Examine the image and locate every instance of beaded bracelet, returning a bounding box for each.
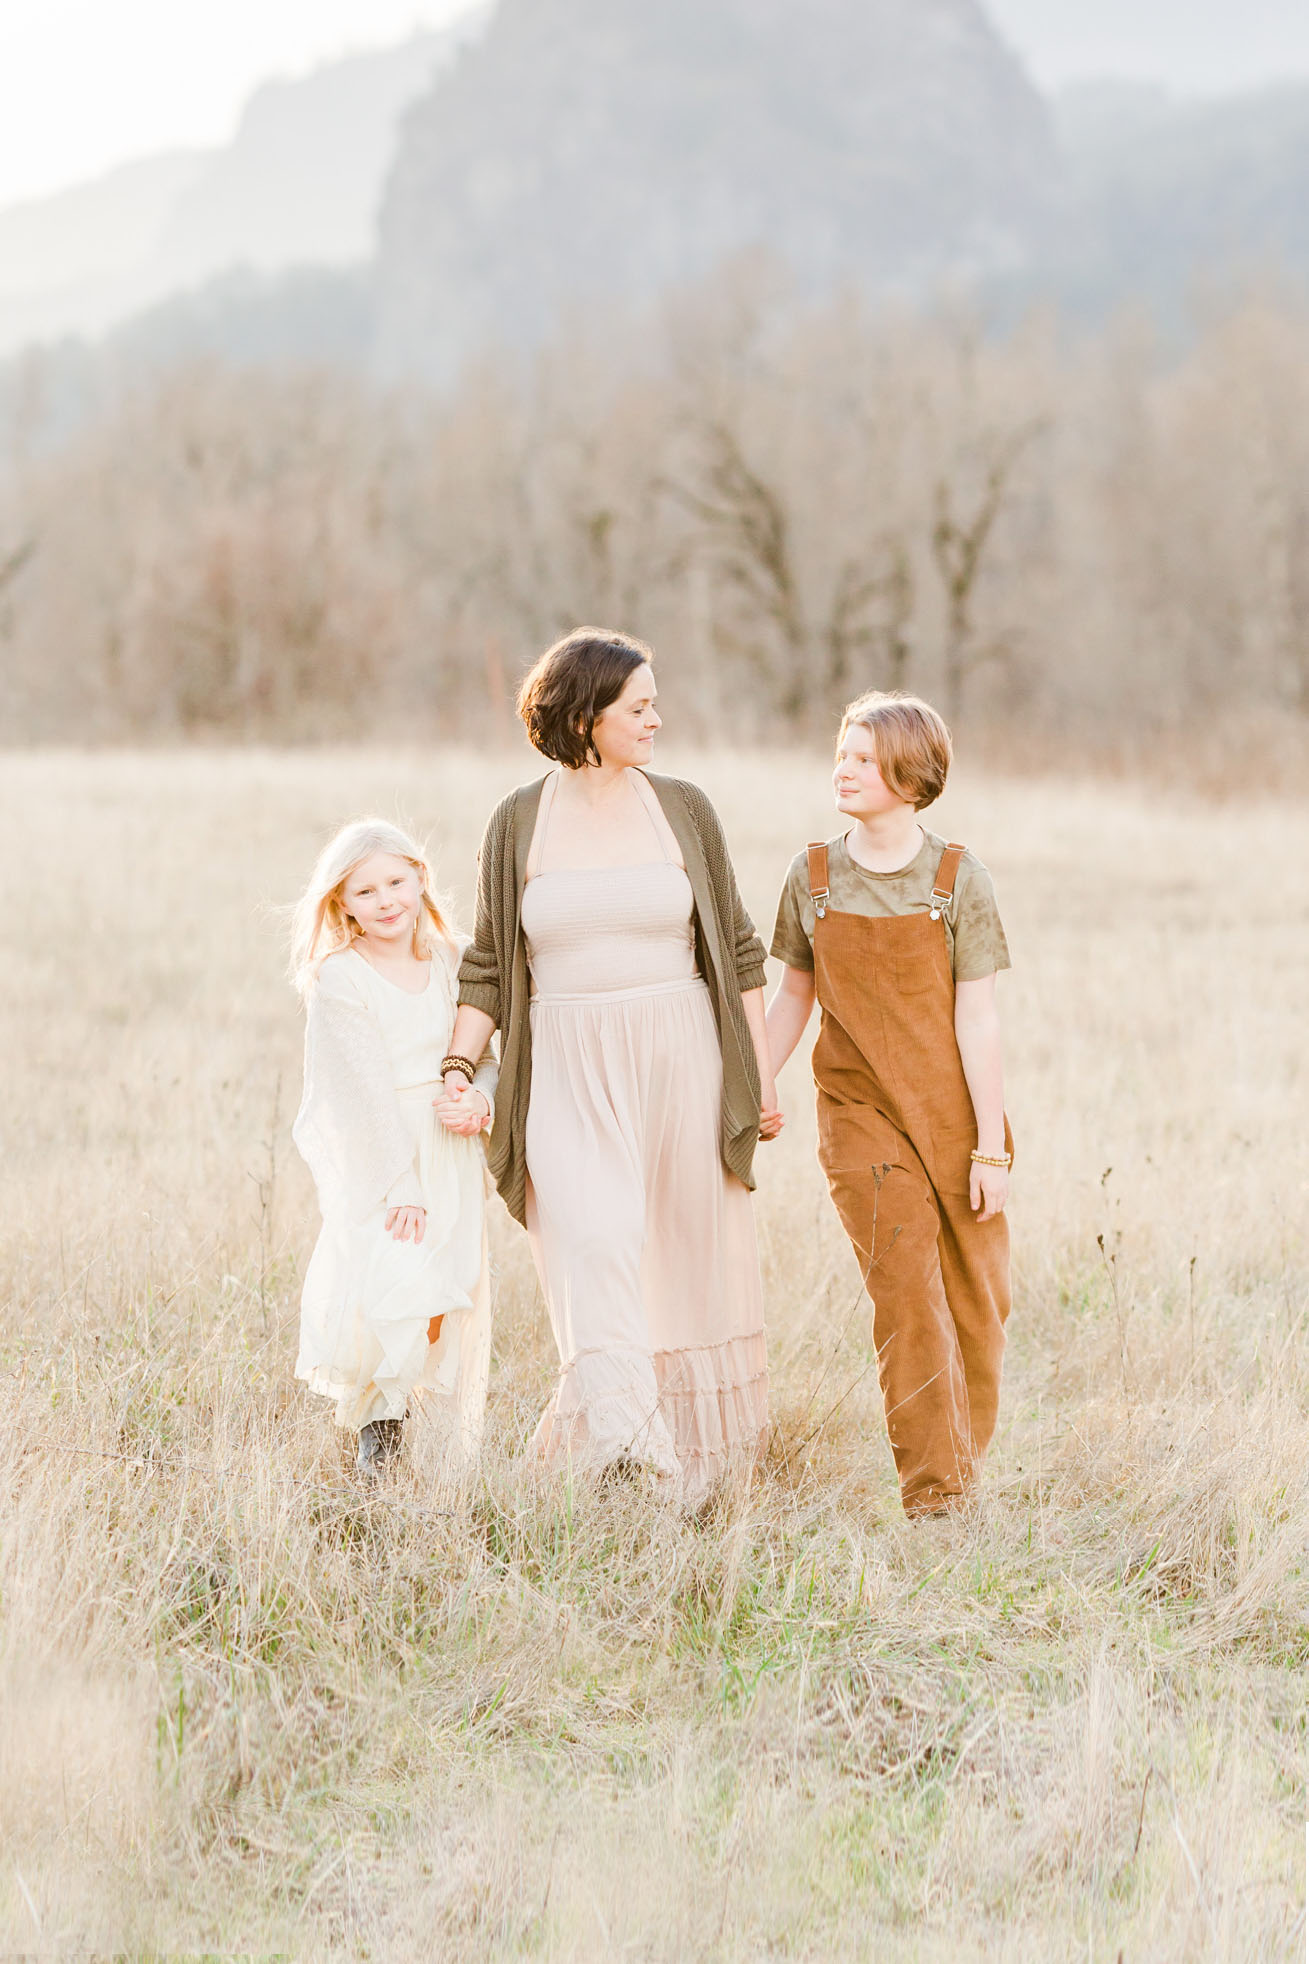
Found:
[440,1053,480,1081]
[970,1150,1012,1168]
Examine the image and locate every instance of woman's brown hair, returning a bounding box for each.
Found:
[517,628,654,769]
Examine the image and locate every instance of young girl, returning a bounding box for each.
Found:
[766,693,1012,1518]
[290,819,497,1477]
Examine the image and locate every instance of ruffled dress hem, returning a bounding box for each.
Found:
[533,1331,768,1503]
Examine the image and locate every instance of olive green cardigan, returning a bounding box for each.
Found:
[458,771,769,1227]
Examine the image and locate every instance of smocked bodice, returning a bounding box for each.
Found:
[522,862,698,998]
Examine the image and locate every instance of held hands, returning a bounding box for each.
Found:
[758,1079,785,1143]
[970,1158,1009,1223]
[434,1070,491,1138]
[385,1205,426,1244]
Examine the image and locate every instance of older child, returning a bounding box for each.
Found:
[290,820,497,1477]
[766,693,1012,1517]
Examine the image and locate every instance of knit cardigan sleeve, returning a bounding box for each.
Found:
[679,781,769,993]
[457,791,515,1027]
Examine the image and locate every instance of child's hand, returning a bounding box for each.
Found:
[435,1083,490,1136]
[386,1205,426,1244]
[759,1097,785,1142]
[970,1161,1009,1224]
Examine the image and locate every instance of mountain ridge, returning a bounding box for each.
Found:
[0,13,489,358]
[375,0,1056,381]
[5,5,1309,392]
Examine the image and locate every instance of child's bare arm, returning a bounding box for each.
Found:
[765,966,817,1076]
[954,974,1008,1222]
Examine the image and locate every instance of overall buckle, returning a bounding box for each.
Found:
[813,888,829,921]
[929,888,952,922]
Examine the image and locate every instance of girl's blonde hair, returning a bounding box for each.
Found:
[290,818,457,995]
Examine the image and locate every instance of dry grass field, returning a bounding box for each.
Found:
[1,745,1305,1962]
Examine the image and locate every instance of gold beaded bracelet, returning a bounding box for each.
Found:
[970,1150,1012,1168]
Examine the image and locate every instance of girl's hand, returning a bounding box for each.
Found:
[970,1161,1009,1224]
[385,1205,426,1244]
[759,1082,785,1142]
[435,1083,490,1136]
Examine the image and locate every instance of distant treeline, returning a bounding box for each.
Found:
[2,267,1307,746]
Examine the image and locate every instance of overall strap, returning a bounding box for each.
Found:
[929,843,966,922]
[807,843,831,920]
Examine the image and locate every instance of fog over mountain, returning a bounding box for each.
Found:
[986,0,1309,98]
[375,0,1056,382]
[0,13,488,358]
[4,0,1309,401]
[1045,80,1309,325]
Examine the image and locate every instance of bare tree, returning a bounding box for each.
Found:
[666,418,807,719]
[2,274,1308,752]
[930,420,1045,724]
[826,539,915,703]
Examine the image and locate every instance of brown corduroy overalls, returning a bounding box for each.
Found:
[807,840,1012,1516]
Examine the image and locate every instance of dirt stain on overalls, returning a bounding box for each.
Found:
[808,839,1012,1516]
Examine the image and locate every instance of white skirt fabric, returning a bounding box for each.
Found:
[525,976,768,1504]
[296,1081,491,1451]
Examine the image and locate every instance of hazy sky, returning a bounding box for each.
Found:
[0,1,475,207]
[986,0,1309,96]
[4,0,1309,210]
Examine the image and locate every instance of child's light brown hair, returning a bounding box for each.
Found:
[838,691,953,811]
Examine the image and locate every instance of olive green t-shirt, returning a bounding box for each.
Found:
[770,828,1011,982]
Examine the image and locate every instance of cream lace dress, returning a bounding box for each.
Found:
[293,942,495,1451]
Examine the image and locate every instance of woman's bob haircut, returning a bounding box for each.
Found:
[517,627,654,769]
[839,690,954,811]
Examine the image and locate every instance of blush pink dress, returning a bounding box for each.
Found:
[521,773,768,1503]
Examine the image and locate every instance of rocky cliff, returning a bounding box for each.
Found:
[375,0,1058,382]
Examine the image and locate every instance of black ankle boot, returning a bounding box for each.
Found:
[357,1416,404,1477]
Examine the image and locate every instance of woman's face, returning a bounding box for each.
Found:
[589,662,661,769]
[342,852,422,946]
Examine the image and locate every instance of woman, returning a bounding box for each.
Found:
[440,628,780,1500]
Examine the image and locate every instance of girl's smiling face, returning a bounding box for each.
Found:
[341,852,422,946]
[590,662,662,769]
[833,724,908,820]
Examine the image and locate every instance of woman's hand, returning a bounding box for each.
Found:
[742,987,785,1144]
[385,1205,426,1244]
[435,1074,491,1137]
[969,1160,1009,1224]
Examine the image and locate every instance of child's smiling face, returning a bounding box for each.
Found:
[833,725,908,820]
[342,852,422,947]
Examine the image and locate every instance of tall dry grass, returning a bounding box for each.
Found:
[0,745,1305,1960]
